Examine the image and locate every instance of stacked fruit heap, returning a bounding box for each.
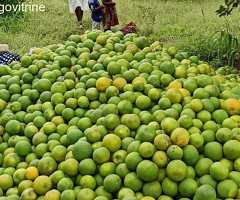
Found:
[1,31,240,200]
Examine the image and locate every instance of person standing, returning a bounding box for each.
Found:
[69,0,89,28]
[102,0,119,31]
[88,0,104,30]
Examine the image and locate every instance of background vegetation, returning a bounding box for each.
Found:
[0,0,25,17]
[0,0,240,66]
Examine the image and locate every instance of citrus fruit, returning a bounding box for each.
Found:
[37,156,57,175]
[77,188,96,200]
[5,120,22,135]
[62,158,78,176]
[167,145,183,160]
[195,158,213,176]
[193,184,216,200]
[15,140,32,156]
[135,95,151,110]
[179,178,198,197]
[139,142,156,158]
[161,117,178,134]
[215,128,232,143]
[0,174,13,190]
[170,128,190,147]
[136,160,158,182]
[33,175,52,195]
[154,134,171,151]
[21,188,37,200]
[44,189,61,200]
[96,77,112,92]
[25,167,39,180]
[121,114,140,129]
[80,175,97,190]
[103,174,122,193]
[124,172,143,192]
[198,174,217,189]
[183,145,199,166]
[217,179,238,198]
[161,177,178,197]
[125,152,143,171]
[152,151,168,168]
[72,141,93,161]
[209,162,229,181]
[166,160,187,182]
[79,159,96,175]
[57,177,73,191]
[93,147,110,164]
[136,125,156,142]
[212,109,228,124]
[223,140,240,160]
[103,134,121,152]
[142,181,162,198]
[204,142,223,161]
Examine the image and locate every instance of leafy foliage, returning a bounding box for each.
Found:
[186,30,240,67]
[217,0,240,16]
[0,0,25,18]
[210,31,240,67]
[0,0,26,32]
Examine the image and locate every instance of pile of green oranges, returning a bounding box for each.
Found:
[0,30,240,200]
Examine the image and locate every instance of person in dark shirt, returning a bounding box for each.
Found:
[0,52,20,65]
[88,0,104,30]
[0,44,20,65]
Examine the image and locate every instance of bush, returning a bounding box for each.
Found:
[0,0,26,32]
[0,0,25,18]
[185,30,240,68]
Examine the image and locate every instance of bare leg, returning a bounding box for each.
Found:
[104,26,111,31]
[103,19,111,31]
[75,6,83,27]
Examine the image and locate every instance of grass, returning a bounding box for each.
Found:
[0,0,82,55]
[1,0,240,56]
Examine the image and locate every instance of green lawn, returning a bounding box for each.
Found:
[0,0,240,55]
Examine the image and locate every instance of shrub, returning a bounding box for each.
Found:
[0,0,25,18]
[185,30,240,68]
[0,0,26,32]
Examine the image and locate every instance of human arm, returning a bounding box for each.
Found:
[95,5,104,11]
[0,44,9,52]
[102,1,116,6]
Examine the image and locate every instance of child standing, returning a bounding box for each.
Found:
[88,0,104,30]
[102,0,119,31]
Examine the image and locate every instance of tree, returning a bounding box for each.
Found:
[217,0,240,16]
